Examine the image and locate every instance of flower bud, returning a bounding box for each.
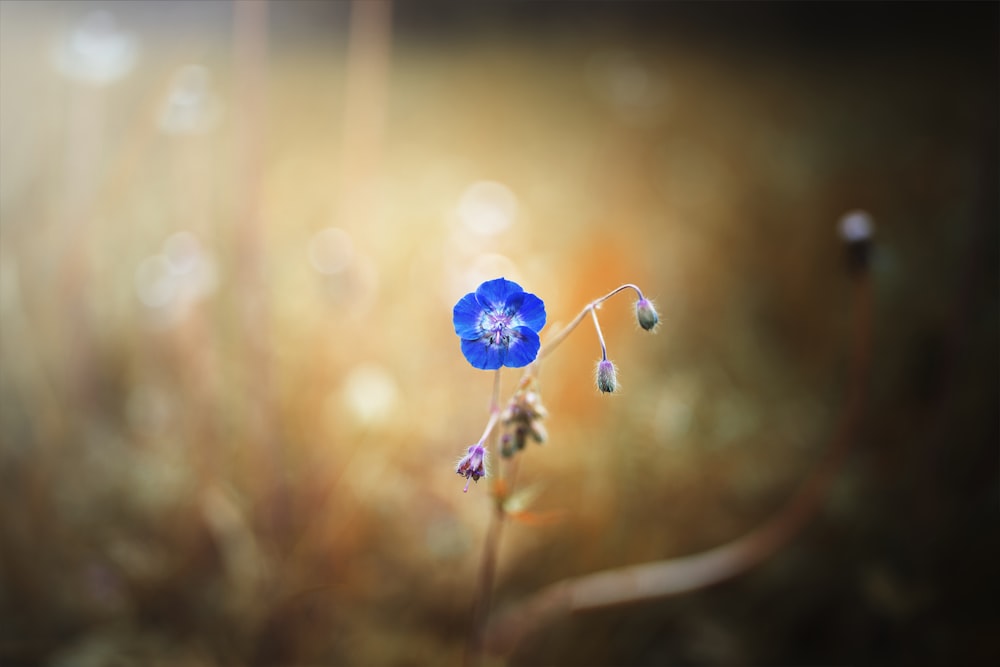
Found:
[456,444,488,492]
[596,359,618,394]
[635,298,659,331]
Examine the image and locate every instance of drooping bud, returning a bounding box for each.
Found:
[635,298,659,331]
[596,359,618,394]
[456,444,487,492]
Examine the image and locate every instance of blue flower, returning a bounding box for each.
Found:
[453,277,546,370]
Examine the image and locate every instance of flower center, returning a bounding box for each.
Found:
[481,310,517,346]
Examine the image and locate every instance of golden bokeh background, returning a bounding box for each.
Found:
[1,1,996,665]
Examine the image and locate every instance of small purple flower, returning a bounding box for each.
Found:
[453,277,546,370]
[456,443,488,492]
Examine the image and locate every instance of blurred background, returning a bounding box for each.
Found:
[1,1,996,665]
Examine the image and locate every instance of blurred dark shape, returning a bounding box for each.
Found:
[839,210,874,275]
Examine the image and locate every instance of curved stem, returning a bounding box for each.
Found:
[536,284,644,362]
[483,273,873,655]
[594,283,645,306]
[589,307,608,360]
[465,283,651,666]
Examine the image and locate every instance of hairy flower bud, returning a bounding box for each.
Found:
[596,359,618,394]
[456,444,488,492]
[635,298,659,331]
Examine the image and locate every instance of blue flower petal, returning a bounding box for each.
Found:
[504,326,541,368]
[515,292,546,332]
[503,289,526,312]
[461,337,506,370]
[453,292,483,339]
[475,277,523,311]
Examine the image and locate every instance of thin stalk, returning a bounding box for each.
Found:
[536,283,644,362]
[490,367,502,414]
[472,370,503,447]
[464,497,506,667]
[589,308,608,360]
[594,283,646,305]
[466,283,648,665]
[484,368,502,479]
[483,273,874,655]
[464,369,505,667]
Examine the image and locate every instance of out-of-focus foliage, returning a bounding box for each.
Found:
[0,2,996,665]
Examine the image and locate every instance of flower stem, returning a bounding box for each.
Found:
[593,283,646,306]
[490,368,502,415]
[476,370,503,446]
[466,284,648,666]
[536,283,644,362]
[482,274,875,656]
[589,307,608,361]
[464,497,506,667]
[464,369,505,667]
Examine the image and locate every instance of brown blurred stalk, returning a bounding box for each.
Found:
[338,0,392,242]
[482,273,873,656]
[231,0,284,528]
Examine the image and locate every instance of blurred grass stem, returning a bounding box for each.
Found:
[466,284,646,665]
[463,368,503,667]
[338,0,392,242]
[483,272,874,655]
[232,0,285,534]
